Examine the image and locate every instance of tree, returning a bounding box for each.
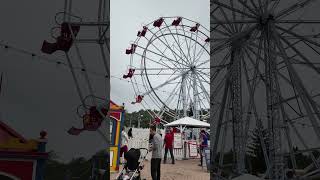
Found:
[247,128,270,174]
[44,149,108,180]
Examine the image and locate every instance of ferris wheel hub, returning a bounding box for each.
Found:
[258,14,275,27]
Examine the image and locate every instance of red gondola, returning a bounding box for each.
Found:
[125,44,137,54]
[123,68,135,79]
[190,23,200,32]
[137,26,148,37]
[172,17,182,26]
[153,18,164,27]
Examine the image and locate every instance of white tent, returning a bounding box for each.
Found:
[231,174,263,180]
[164,116,210,130]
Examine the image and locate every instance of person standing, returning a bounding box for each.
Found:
[120,127,129,164]
[198,129,208,166]
[149,125,162,180]
[128,127,133,139]
[163,128,175,164]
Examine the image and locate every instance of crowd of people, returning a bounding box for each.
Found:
[119,125,209,180]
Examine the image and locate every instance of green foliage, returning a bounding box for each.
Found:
[124,109,176,128]
[247,128,270,174]
[124,108,209,128]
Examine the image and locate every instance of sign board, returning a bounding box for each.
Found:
[173,133,182,149]
[188,140,198,157]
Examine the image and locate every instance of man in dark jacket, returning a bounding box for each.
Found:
[149,125,162,180]
[163,128,175,164]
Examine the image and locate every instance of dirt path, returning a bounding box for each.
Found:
[110,159,210,180]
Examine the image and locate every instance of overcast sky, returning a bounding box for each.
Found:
[0,0,209,161]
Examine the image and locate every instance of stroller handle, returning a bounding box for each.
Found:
[138,148,148,151]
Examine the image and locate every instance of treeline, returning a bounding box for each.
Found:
[124,108,209,128]
[44,150,108,180]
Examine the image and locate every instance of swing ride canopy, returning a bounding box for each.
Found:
[164,117,210,128]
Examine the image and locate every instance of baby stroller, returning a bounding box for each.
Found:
[116,148,148,180]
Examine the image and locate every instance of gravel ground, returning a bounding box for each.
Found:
[110,159,210,180]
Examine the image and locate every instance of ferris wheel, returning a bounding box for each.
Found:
[123,16,210,124]
[210,1,320,179]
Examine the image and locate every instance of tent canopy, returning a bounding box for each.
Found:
[164,117,210,128]
[231,174,263,180]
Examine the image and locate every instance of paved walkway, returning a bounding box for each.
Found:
[110,159,209,180]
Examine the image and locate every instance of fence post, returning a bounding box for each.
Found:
[183,140,188,160]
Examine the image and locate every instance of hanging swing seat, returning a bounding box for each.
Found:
[41,22,80,54]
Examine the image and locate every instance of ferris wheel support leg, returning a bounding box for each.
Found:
[211,74,231,178]
[218,95,231,176]
[230,48,245,174]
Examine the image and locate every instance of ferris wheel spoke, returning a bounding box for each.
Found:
[172,41,191,66]
[211,24,232,37]
[212,0,257,19]
[157,78,182,113]
[147,30,189,66]
[211,14,234,35]
[174,26,190,65]
[141,70,189,97]
[238,0,260,18]
[273,30,320,142]
[248,0,261,14]
[246,43,308,117]
[156,25,191,66]
[194,72,210,103]
[270,0,281,14]
[136,45,185,68]
[144,37,186,69]
[276,0,317,20]
[245,46,306,117]
[134,52,179,72]
[279,35,320,75]
[146,35,188,67]
[195,70,209,84]
[239,0,250,31]
[191,31,200,64]
[277,20,320,24]
[194,41,210,65]
[163,22,193,65]
[219,2,237,32]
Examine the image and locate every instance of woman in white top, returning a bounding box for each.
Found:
[120,127,129,164]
